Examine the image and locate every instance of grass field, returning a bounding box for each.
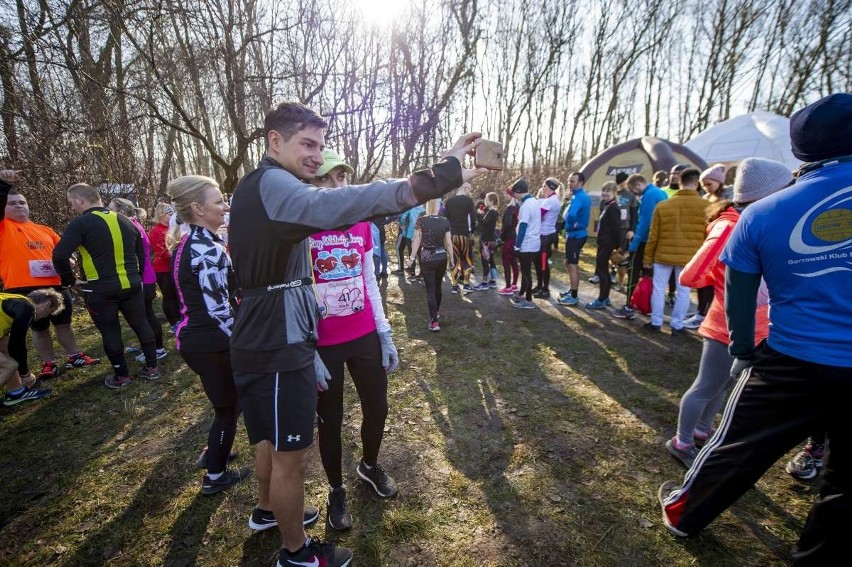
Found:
[0,242,815,566]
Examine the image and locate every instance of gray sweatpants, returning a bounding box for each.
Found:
[676,338,734,443]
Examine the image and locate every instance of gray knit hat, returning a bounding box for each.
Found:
[733,158,792,204]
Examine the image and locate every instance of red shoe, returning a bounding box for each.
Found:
[66,352,101,369]
[38,360,61,380]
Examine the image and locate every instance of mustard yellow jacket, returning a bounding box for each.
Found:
[644,190,708,267]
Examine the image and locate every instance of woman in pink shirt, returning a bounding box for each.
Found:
[309,150,400,532]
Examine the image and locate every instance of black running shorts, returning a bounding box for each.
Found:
[564,237,588,265]
[234,365,317,451]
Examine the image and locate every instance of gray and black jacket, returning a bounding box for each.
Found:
[229,155,463,372]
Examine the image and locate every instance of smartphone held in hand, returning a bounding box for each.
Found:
[474,140,504,171]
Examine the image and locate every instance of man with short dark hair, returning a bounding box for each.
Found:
[229,101,486,567]
[557,172,590,306]
[612,174,667,320]
[52,183,159,388]
[0,171,99,380]
[643,168,707,335]
[663,163,689,198]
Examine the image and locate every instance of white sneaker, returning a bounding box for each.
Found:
[135,348,169,363]
[682,314,705,329]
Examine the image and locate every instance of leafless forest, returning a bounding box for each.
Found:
[1,0,850,223]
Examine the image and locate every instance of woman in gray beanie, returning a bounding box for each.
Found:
[666,157,791,469]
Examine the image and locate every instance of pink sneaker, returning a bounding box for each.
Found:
[428,321,441,332]
[497,287,514,295]
[510,285,519,292]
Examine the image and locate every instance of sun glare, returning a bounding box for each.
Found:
[351,0,410,27]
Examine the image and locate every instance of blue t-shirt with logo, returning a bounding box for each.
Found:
[721,161,852,367]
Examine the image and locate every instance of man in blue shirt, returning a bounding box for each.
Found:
[658,93,852,565]
[557,172,591,306]
[611,174,667,319]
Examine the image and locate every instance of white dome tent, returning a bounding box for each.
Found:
[685,111,801,171]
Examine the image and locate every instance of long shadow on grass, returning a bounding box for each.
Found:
[59,420,221,566]
[0,376,139,533]
[392,272,799,564]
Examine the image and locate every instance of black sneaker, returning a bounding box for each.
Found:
[247,505,319,531]
[196,447,239,469]
[327,487,353,531]
[357,461,398,498]
[200,467,250,495]
[278,539,352,567]
[642,322,661,332]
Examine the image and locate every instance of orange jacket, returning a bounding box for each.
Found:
[679,207,769,345]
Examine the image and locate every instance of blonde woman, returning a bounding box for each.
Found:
[168,175,247,495]
[408,198,454,331]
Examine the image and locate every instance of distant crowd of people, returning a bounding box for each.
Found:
[1,93,850,567]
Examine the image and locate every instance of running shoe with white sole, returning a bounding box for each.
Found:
[3,386,51,406]
[665,437,698,469]
[327,487,352,531]
[657,480,690,537]
[247,505,319,531]
[135,348,169,363]
[357,461,398,498]
[277,539,352,567]
[66,352,101,369]
[201,467,250,495]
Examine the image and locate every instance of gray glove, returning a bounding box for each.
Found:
[378,330,399,373]
[729,357,754,380]
[314,351,331,391]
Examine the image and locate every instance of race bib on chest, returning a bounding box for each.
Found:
[29,259,58,278]
[312,247,366,318]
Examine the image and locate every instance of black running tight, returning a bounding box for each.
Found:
[144,283,164,349]
[181,349,240,475]
[84,287,156,376]
[155,271,180,327]
[317,331,389,488]
[420,258,447,323]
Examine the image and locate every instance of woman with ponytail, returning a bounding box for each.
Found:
[168,175,246,495]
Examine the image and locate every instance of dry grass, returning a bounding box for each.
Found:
[0,241,815,566]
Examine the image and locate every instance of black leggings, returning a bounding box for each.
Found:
[181,349,240,474]
[144,283,164,349]
[156,271,180,327]
[397,236,411,270]
[317,332,389,488]
[539,233,557,290]
[420,258,447,323]
[84,287,155,376]
[595,244,616,300]
[518,251,540,301]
